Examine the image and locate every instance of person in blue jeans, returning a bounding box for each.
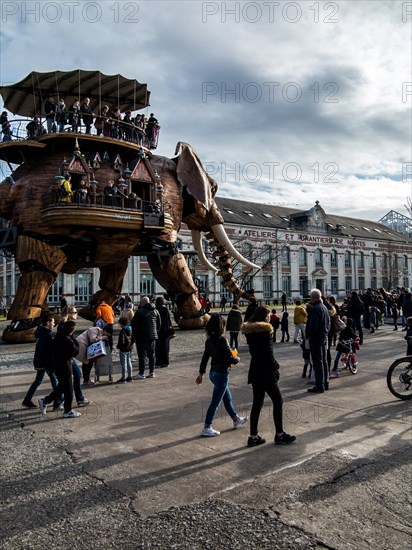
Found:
[22,314,62,409]
[58,305,91,406]
[196,314,248,437]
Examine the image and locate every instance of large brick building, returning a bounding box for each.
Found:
[1,198,411,307]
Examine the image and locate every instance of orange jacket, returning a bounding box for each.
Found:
[96,303,115,324]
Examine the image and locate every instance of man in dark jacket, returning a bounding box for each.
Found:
[80,97,93,134]
[131,296,161,379]
[346,291,364,344]
[38,321,81,418]
[22,314,62,408]
[306,289,330,393]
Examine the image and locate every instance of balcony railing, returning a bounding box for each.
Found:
[1,114,160,149]
[43,189,172,217]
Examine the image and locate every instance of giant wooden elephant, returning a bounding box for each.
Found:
[0,139,257,343]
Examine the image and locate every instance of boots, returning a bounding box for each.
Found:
[302,363,309,378]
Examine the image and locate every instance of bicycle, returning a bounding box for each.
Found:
[387,354,412,400]
[338,337,360,374]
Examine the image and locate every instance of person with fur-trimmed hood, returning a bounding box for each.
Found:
[241,305,296,447]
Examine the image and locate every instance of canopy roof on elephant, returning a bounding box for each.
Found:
[0,70,151,116]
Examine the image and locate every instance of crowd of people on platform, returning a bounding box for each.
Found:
[50,173,149,211]
[0,98,160,148]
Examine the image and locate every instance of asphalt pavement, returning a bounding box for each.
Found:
[0,315,411,549]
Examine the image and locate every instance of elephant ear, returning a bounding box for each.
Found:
[175,142,217,212]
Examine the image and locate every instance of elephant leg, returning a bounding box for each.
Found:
[2,236,67,343]
[78,258,128,321]
[148,247,209,329]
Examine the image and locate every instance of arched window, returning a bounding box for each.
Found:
[330,249,338,268]
[315,248,323,268]
[358,251,364,268]
[299,247,307,267]
[281,246,290,266]
[370,252,376,269]
[344,250,351,268]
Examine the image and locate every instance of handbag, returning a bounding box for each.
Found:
[87,340,107,361]
[95,318,107,329]
[334,315,346,332]
[167,326,176,339]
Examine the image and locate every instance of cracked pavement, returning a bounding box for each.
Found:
[0,318,411,549]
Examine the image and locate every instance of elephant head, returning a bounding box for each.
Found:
[147,142,259,329]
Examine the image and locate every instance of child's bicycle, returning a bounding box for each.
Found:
[339,337,360,374]
[387,347,412,400]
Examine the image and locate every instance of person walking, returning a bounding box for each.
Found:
[269,309,280,343]
[226,304,243,349]
[346,291,364,345]
[116,318,135,383]
[305,289,330,393]
[155,297,174,368]
[196,314,248,437]
[220,295,227,313]
[22,313,62,409]
[38,321,81,418]
[58,305,91,406]
[281,292,287,312]
[241,305,296,446]
[293,300,307,343]
[131,296,161,379]
[280,311,290,342]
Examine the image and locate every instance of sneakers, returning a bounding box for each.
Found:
[63,410,81,418]
[201,426,220,437]
[247,435,266,446]
[275,432,296,445]
[233,416,249,429]
[149,372,155,378]
[53,404,64,411]
[77,399,91,407]
[83,380,95,386]
[38,398,47,415]
[22,400,37,408]
[134,374,145,380]
[126,377,133,382]
[116,378,126,384]
[329,371,340,378]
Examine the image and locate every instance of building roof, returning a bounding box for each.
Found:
[215,197,411,244]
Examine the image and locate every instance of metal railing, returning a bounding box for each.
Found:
[43,189,172,217]
[1,114,160,149]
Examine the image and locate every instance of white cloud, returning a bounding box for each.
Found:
[0,0,411,221]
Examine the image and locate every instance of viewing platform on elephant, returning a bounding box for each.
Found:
[0,121,155,165]
[42,191,172,232]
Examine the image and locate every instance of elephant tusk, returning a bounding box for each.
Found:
[191,230,219,272]
[211,224,260,270]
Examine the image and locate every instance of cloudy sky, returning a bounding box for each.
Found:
[1,0,411,222]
